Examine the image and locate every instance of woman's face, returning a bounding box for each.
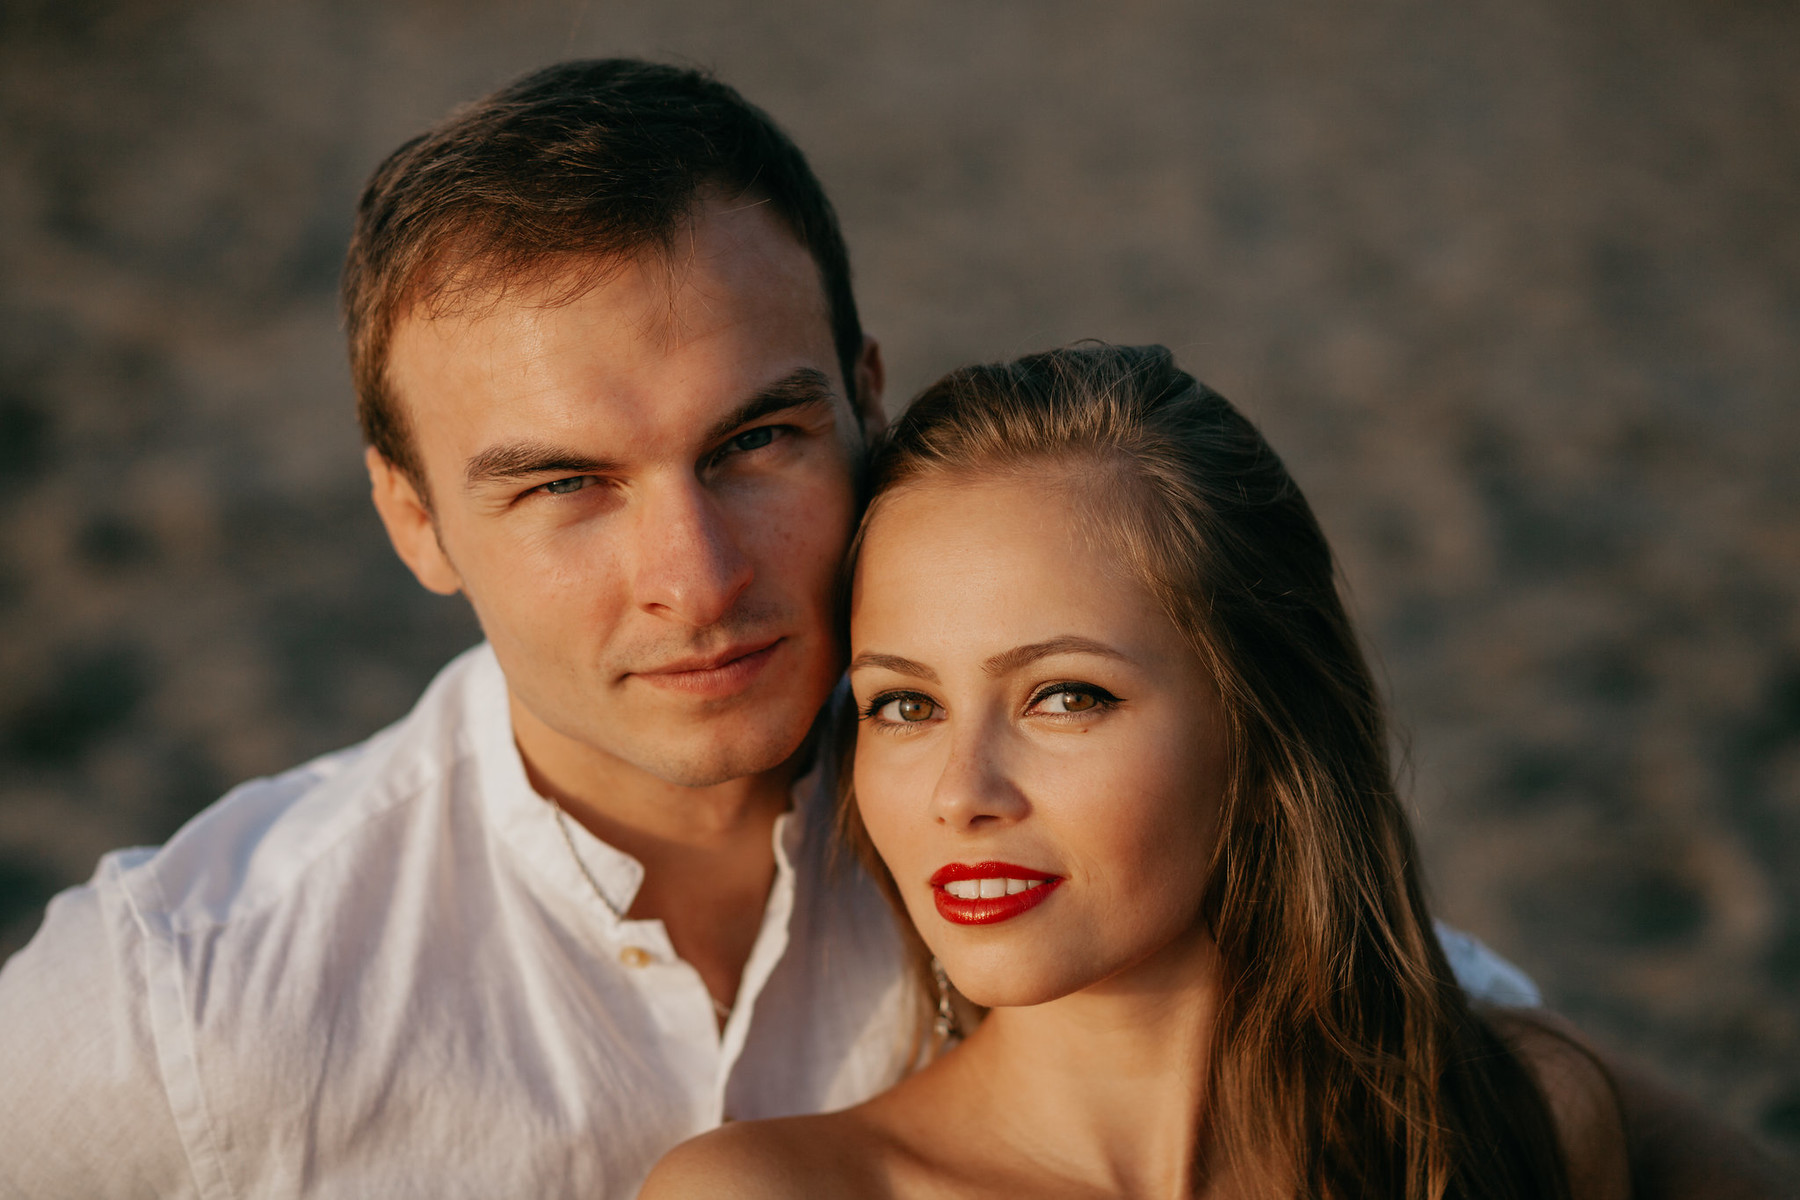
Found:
[850,475,1229,1009]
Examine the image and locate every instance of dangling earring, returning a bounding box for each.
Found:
[931,956,960,1044]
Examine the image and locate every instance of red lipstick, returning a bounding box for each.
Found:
[929,861,1062,925]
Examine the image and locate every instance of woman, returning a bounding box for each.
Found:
[644,344,1628,1198]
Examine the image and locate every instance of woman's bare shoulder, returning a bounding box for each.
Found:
[1487,1008,1631,1200]
[640,1111,887,1200]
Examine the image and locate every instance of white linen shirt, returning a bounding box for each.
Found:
[0,645,917,1199]
[0,644,1535,1199]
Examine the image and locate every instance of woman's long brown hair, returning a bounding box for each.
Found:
[838,343,1572,1199]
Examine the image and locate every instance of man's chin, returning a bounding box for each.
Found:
[624,746,806,790]
[610,651,837,788]
[608,713,818,790]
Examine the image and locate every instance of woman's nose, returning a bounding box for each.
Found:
[928,725,1030,830]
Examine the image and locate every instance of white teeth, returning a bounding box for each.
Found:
[944,877,1046,900]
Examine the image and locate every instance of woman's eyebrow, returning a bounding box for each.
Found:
[982,636,1128,678]
[848,652,939,682]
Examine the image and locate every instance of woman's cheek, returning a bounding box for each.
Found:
[854,749,910,864]
[1062,733,1210,876]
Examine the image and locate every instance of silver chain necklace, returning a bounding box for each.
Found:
[549,797,733,1024]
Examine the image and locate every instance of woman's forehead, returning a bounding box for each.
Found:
[851,477,1170,650]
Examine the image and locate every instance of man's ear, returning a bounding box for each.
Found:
[366,447,463,596]
[852,335,887,438]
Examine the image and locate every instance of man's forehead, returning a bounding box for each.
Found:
[395,226,830,389]
[404,197,827,338]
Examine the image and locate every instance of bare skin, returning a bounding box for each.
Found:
[648,1007,1638,1199]
[642,478,1632,1198]
[369,196,883,1016]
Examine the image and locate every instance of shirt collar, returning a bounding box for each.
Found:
[464,643,831,921]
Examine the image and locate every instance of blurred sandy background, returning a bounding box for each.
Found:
[1,0,1795,1158]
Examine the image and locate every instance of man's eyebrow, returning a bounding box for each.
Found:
[982,637,1129,678]
[461,368,835,490]
[701,368,836,445]
[848,652,940,683]
[464,444,622,489]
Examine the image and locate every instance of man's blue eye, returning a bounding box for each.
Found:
[543,476,590,495]
[731,427,776,453]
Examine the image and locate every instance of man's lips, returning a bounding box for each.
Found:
[930,861,1062,926]
[629,638,783,698]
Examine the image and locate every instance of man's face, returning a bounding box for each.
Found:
[377,199,881,789]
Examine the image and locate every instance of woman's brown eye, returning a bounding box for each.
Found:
[898,697,935,722]
[1035,687,1110,714]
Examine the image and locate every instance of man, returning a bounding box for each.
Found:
[2,60,906,1197]
[0,60,1787,1198]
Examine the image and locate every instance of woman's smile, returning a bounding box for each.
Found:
[929,862,1062,925]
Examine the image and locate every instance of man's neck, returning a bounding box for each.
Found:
[508,691,798,850]
[506,691,797,1022]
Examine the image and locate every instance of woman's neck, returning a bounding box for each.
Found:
[920,932,1224,1198]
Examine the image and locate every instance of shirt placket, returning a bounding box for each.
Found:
[563,830,725,1123]
[712,812,799,1122]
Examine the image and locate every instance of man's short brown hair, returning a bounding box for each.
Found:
[341,59,865,490]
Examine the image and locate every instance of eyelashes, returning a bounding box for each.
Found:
[1028,681,1122,714]
[522,425,793,500]
[704,423,791,470]
[857,682,1123,727]
[858,691,938,725]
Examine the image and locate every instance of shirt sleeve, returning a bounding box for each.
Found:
[0,865,198,1199]
[1436,919,1543,1007]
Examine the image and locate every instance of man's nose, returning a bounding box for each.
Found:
[928,722,1030,832]
[630,477,754,627]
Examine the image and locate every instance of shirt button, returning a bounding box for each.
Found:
[618,946,654,969]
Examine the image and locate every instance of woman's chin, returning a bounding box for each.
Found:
[941,963,1091,1010]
